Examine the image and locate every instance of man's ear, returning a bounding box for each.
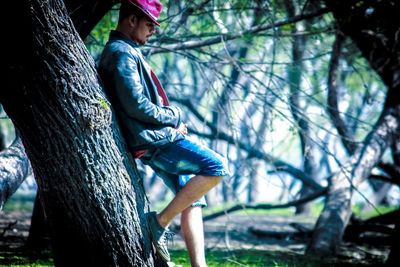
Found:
[128,15,137,27]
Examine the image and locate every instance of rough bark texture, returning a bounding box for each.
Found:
[0,137,30,210]
[308,0,400,256]
[25,194,51,252]
[1,0,121,254]
[2,0,159,266]
[307,106,400,255]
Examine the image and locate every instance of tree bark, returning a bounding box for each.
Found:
[25,194,51,252]
[2,0,122,254]
[0,136,30,210]
[307,105,400,255]
[2,0,159,266]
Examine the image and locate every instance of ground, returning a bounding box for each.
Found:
[0,210,390,266]
[169,212,390,266]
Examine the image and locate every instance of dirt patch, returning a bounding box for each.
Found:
[0,211,390,266]
[169,213,389,265]
[0,211,31,250]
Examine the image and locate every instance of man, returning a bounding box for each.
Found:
[97,0,229,266]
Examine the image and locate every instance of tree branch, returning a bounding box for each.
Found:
[203,188,327,221]
[0,136,31,210]
[327,32,357,154]
[150,7,330,54]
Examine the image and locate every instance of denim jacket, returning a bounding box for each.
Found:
[98,31,184,151]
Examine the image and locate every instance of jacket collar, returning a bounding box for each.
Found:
[109,30,139,49]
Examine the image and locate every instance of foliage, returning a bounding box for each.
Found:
[84,5,119,60]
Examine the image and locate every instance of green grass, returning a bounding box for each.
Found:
[0,249,375,267]
[352,203,398,219]
[0,252,54,267]
[2,201,34,212]
[169,249,370,267]
[193,202,298,218]
[2,192,36,212]
[170,249,301,267]
[0,263,53,267]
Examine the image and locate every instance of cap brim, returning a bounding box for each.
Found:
[129,2,160,26]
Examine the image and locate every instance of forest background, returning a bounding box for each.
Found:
[0,0,399,266]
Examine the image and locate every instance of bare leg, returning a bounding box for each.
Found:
[181,206,207,267]
[157,175,222,227]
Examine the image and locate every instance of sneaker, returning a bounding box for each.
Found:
[147,211,171,262]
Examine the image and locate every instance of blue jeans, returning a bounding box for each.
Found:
[141,137,229,207]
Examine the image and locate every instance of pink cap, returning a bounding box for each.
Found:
[127,0,163,26]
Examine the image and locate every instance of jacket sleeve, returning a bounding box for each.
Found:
[112,51,181,127]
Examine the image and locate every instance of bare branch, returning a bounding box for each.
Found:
[149,7,330,54]
[203,188,327,221]
[0,136,31,210]
[327,32,357,154]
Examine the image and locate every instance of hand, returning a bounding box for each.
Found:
[177,122,188,135]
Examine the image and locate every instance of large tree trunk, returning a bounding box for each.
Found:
[1,0,120,253]
[308,0,400,256]
[2,0,160,266]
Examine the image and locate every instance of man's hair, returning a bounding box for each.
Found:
[118,1,146,23]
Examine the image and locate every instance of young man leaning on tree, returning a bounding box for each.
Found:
[97,0,229,266]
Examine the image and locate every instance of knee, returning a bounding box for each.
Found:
[201,153,230,179]
[208,175,224,183]
[216,155,230,178]
[198,175,223,188]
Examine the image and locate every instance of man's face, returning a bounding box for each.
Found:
[130,16,156,45]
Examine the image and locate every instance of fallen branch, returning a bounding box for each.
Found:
[341,210,399,246]
[203,188,327,221]
[249,226,312,239]
[0,221,17,238]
